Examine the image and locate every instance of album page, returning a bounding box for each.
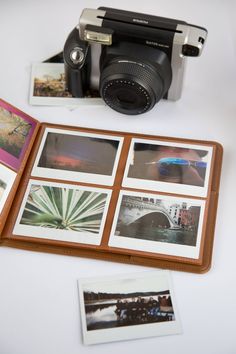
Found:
[1,121,223,273]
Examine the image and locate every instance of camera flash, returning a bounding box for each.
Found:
[84,30,112,45]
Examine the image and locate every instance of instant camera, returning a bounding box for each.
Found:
[64,7,207,115]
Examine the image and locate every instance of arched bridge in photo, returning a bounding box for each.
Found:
[118,197,180,230]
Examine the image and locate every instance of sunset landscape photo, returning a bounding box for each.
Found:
[38,132,119,175]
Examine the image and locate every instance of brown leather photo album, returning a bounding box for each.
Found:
[0,99,223,273]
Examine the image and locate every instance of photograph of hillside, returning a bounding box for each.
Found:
[33,65,72,98]
[0,106,32,158]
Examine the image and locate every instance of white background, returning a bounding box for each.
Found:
[0,0,236,353]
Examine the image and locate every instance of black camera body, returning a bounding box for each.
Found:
[64,7,207,115]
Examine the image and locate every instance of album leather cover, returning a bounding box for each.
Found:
[0,98,223,273]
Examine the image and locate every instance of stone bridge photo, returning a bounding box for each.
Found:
[114,195,201,247]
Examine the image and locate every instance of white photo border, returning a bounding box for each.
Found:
[78,270,182,345]
[0,163,17,214]
[31,127,124,186]
[13,179,112,245]
[29,63,103,106]
[109,190,206,259]
[122,138,213,197]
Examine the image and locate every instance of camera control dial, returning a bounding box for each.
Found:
[70,47,85,65]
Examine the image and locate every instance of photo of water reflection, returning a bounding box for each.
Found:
[84,292,174,331]
[118,223,197,246]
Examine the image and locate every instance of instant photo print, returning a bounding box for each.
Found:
[13,180,112,245]
[29,63,103,106]
[0,164,16,215]
[122,139,213,197]
[31,128,123,186]
[109,191,206,259]
[0,99,39,170]
[78,270,182,345]
[0,99,223,273]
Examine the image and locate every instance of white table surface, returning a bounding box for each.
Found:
[0,1,236,353]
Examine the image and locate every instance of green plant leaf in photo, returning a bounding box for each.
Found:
[20,184,107,234]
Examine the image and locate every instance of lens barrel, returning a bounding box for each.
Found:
[100,57,171,115]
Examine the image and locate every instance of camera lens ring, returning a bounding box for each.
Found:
[100,60,165,115]
[102,78,155,115]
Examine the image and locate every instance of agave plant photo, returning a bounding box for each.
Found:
[20,184,108,234]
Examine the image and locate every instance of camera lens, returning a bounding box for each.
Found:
[100,59,171,115]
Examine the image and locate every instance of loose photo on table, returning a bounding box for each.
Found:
[31,128,124,186]
[29,63,103,106]
[78,270,181,345]
[0,99,37,170]
[0,163,17,214]
[122,138,213,197]
[13,180,111,245]
[109,190,206,259]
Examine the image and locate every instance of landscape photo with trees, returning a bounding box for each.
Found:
[0,107,32,158]
[33,70,72,98]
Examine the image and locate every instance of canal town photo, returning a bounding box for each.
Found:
[109,190,205,260]
[115,195,200,246]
